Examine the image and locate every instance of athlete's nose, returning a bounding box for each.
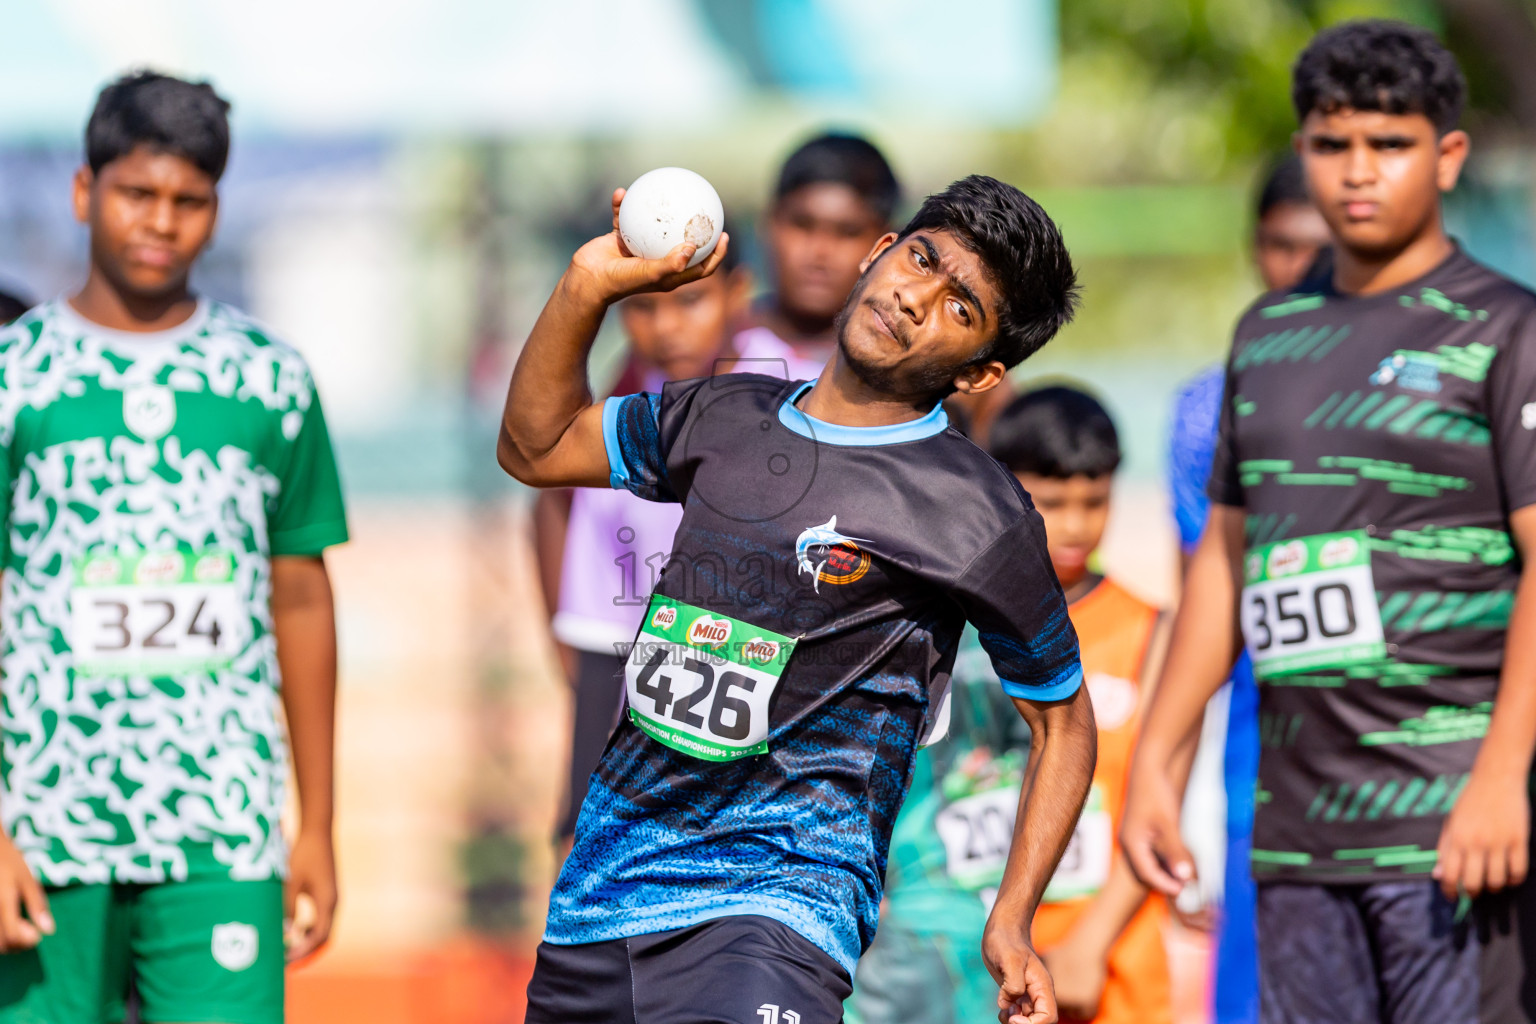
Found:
[148,196,177,238]
[1344,139,1377,188]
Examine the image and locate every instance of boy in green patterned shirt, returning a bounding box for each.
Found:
[0,72,347,1024]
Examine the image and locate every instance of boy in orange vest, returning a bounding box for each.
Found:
[850,385,1170,1024]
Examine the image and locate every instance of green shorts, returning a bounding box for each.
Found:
[0,878,283,1024]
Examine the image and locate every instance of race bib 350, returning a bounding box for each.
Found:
[1241,530,1387,679]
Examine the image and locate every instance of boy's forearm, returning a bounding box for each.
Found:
[992,686,1098,927]
[1137,504,1246,776]
[1054,855,1149,957]
[1474,507,1536,781]
[273,557,338,836]
[498,271,608,478]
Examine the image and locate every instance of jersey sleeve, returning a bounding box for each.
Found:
[951,513,1083,701]
[268,374,349,557]
[1206,357,1244,509]
[1169,367,1224,551]
[601,376,710,503]
[1488,309,1536,513]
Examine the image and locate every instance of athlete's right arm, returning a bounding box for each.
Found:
[1120,501,1246,897]
[0,813,52,951]
[496,189,729,488]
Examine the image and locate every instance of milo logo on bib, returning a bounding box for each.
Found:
[1242,530,1386,678]
[687,615,732,649]
[626,595,796,762]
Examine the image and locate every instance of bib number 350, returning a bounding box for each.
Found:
[1241,531,1386,678]
[625,595,795,762]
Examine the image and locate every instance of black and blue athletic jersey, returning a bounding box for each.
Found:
[542,374,1082,973]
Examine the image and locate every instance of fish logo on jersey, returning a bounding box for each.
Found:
[794,515,872,592]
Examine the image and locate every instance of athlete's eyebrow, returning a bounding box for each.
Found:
[916,234,988,327]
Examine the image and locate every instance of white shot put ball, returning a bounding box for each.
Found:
[618,167,724,268]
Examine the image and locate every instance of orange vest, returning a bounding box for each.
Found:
[1031,577,1172,1024]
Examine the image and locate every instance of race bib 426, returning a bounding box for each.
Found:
[1241,531,1386,679]
[625,595,795,762]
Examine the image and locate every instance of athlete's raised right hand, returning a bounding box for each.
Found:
[566,189,730,305]
[1119,771,1197,900]
[0,834,52,952]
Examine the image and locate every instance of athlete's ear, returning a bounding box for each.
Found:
[71,166,93,225]
[951,359,1007,397]
[859,233,900,274]
[1436,129,1470,193]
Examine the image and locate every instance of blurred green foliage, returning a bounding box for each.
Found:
[992,0,1536,186]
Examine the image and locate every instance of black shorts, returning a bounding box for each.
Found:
[525,915,852,1024]
[1256,879,1536,1024]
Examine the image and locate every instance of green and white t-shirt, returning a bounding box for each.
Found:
[0,298,348,886]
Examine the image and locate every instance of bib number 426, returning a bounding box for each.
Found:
[631,647,756,742]
[625,596,793,762]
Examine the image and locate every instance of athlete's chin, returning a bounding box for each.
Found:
[114,264,190,298]
[1331,222,1413,257]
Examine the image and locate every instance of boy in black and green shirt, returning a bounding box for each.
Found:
[1125,20,1536,1023]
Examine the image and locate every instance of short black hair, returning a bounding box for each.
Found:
[0,288,31,324]
[897,175,1079,370]
[86,71,232,182]
[1291,20,1466,134]
[717,208,742,274]
[988,385,1121,479]
[1256,152,1310,219]
[775,133,900,223]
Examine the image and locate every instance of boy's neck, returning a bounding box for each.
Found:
[1060,570,1100,604]
[1332,218,1454,297]
[797,353,938,428]
[754,298,836,349]
[70,268,199,333]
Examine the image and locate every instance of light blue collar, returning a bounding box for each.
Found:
[777,382,949,446]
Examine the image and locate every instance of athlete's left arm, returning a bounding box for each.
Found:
[272,554,339,963]
[1435,505,1536,901]
[983,686,1096,1024]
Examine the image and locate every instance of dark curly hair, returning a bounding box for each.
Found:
[895,175,1079,370]
[1292,20,1466,134]
[988,385,1121,479]
[87,70,232,182]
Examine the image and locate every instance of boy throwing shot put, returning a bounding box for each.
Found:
[0,73,347,1024]
[500,175,1094,1024]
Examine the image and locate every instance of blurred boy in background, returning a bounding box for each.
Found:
[1165,153,1329,1024]
[0,72,346,1024]
[849,386,1170,1024]
[541,237,817,845]
[736,132,899,365]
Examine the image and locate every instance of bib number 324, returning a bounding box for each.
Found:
[1241,531,1386,679]
[624,595,795,762]
[71,549,243,675]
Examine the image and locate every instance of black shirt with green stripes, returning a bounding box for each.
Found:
[1210,247,1536,882]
